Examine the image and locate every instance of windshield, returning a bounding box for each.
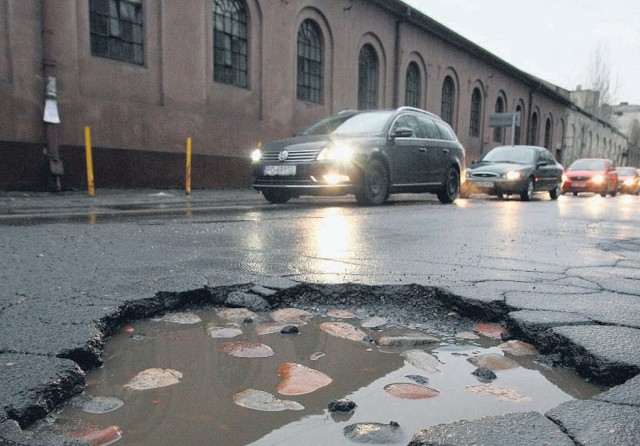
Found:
[569,159,606,171]
[616,167,636,176]
[481,146,536,164]
[298,112,359,136]
[333,111,394,135]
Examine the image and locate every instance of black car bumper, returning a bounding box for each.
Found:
[252,162,353,195]
[463,178,527,196]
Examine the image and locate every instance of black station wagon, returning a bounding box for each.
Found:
[251,107,466,206]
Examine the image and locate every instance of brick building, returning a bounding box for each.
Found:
[0,0,628,190]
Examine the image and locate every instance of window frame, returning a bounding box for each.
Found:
[440,76,455,126]
[296,19,323,104]
[529,112,539,145]
[405,62,421,108]
[469,88,482,137]
[213,0,249,89]
[357,44,379,110]
[89,0,144,65]
[493,97,505,143]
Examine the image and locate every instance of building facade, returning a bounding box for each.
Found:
[0,0,629,190]
[610,103,640,167]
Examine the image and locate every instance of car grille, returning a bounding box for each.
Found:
[470,172,499,178]
[261,149,321,163]
[569,176,590,181]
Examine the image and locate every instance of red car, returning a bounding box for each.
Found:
[562,158,618,197]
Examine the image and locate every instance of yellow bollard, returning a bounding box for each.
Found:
[185,136,192,195]
[84,126,95,197]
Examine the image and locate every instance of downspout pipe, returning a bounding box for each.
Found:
[41,0,64,191]
[393,19,401,108]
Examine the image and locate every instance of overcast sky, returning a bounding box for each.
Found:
[402,0,640,105]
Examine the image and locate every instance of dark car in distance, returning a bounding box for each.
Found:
[251,107,466,206]
[461,145,564,201]
[562,158,618,197]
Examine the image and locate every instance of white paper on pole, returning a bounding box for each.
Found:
[43,99,60,124]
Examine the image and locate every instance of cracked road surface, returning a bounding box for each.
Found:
[1,190,639,445]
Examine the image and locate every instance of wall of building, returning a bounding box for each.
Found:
[0,0,628,190]
[563,109,629,167]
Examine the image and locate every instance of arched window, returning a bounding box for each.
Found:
[493,97,505,143]
[529,112,539,145]
[297,19,323,103]
[514,105,523,144]
[405,62,421,108]
[214,0,248,88]
[358,44,379,110]
[441,76,455,126]
[544,117,552,149]
[469,88,482,137]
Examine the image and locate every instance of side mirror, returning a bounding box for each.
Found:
[391,127,415,139]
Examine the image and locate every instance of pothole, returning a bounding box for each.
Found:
[25,283,606,446]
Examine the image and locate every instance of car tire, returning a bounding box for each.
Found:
[573,192,578,196]
[610,190,617,197]
[600,190,607,197]
[437,167,460,204]
[262,189,292,204]
[354,159,389,206]
[520,177,534,201]
[549,183,561,200]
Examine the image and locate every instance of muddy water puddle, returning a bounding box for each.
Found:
[32,307,604,445]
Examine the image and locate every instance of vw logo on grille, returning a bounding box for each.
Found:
[278,150,289,161]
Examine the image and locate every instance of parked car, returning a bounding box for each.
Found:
[616,167,640,195]
[562,158,618,197]
[460,145,564,201]
[251,107,466,205]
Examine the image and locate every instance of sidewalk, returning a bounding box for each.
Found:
[0,187,266,221]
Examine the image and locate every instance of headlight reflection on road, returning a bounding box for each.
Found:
[310,207,356,279]
[586,195,607,218]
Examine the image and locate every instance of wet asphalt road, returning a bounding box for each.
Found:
[1,188,639,445]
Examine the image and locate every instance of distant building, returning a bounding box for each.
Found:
[610,103,640,166]
[0,0,629,190]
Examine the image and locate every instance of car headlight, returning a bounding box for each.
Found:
[503,170,522,180]
[591,175,605,184]
[317,145,354,161]
[251,149,262,162]
[624,178,635,186]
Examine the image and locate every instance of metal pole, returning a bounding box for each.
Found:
[41,0,64,190]
[84,126,95,197]
[185,137,192,195]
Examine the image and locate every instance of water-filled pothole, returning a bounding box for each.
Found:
[30,305,604,445]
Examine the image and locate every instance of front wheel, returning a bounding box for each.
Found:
[261,189,292,204]
[520,177,534,201]
[354,160,389,206]
[549,183,561,200]
[437,167,460,204]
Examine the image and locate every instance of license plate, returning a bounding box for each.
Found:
[474,181,494,188]
[572,182,586,188]
[264,165,296,176]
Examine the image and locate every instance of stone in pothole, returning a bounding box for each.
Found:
[344,421,403,443]
[233,389,304,412]
[320,322,368,342]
